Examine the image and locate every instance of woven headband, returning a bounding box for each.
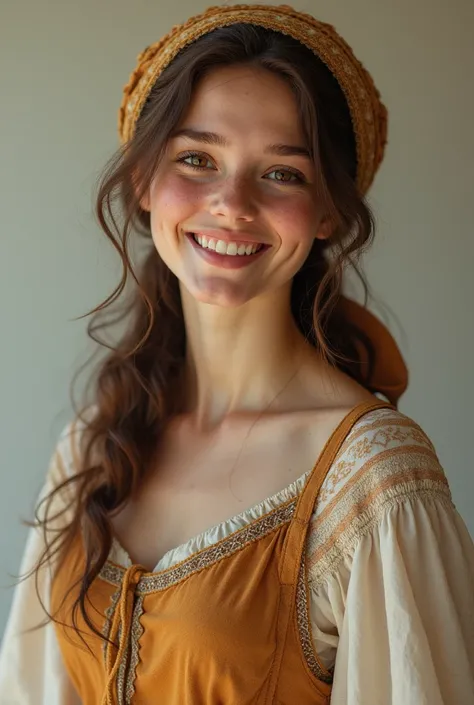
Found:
[119,3,388,194]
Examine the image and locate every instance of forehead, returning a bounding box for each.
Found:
[178,64,305,142]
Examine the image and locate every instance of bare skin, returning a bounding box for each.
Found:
[112,65,376,571]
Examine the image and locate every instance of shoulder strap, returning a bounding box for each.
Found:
[279,398,393,585]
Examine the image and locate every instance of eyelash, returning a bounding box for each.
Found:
[175,151,306,185]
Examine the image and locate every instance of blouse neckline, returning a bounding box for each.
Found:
[109,465,312,574]
[107,402,388,575]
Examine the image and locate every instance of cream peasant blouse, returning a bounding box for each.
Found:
[0,407,473,704]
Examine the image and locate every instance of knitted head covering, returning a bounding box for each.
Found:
[117,3,407,403]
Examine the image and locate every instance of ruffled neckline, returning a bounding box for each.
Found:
[107,405,391,574]
[109,467,311,573]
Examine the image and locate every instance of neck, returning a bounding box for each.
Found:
[179,284,313,428]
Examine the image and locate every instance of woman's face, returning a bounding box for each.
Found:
[143,64,330,308]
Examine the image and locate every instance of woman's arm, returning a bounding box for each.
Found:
[0,427,81,705]
[329,496,474,704]
[307,409,474,704]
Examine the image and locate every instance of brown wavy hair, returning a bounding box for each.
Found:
[29,24,380,646]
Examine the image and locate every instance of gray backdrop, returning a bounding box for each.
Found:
[1,0,473,635]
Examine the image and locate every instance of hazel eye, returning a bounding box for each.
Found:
[266,169,302,183]
[186,155,208,168]
[270,169,296,182]
[176,152,213,170]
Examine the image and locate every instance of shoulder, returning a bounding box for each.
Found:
[48,406,96,484]
[307,406,453,585]
[315,406,448,516]
[40,408,97,526]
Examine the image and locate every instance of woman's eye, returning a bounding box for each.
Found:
[265,169,304,184]
[177,152,213,170]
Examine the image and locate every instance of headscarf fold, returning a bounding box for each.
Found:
[339,296,408,406]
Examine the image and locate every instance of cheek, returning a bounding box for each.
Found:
[148,175,205,261]
[269,196,319,247]
[150,174,202,216]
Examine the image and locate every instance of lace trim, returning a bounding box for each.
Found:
[101,585,121,665]
[124,595,145,704]
[100,584,145,703]
[296,552,333,685]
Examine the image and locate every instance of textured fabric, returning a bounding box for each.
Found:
[337,297,408,405]
[50,403,387,705]
[0,406,473,704]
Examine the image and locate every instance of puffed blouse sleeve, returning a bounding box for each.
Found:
[306,408,474,705]
[0,423,82,705]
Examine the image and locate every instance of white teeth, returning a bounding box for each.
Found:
[226,242,238,256]
[191,234,261,256]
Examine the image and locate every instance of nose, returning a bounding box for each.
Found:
[208,174,258,223]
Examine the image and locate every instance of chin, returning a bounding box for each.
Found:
[184,278,256,308]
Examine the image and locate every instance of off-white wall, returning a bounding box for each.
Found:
[1,0,473,634]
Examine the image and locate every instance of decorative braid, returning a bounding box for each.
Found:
[118,3,388,194]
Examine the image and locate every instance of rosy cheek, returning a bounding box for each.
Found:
[270,198,316,243]
[151,175,204,212]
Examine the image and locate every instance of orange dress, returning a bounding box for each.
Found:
[50,400,392,705]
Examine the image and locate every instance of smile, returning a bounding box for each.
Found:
[185,232,269,270]
[190,233,263,256]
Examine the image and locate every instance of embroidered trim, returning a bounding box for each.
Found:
[116,621,127,705]
[102,585,121,665]
[330,407,400,458]
[307,447,452,587]
[296,552,333,685]
[101,586,145,703]
[125,595,145,703]
[317,411,437,509]
[99,498,297,592]
[98,499,298,703]
[100,562,125,586]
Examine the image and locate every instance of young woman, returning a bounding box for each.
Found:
[0,4,473,704]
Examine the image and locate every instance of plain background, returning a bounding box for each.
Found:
[1,0,473,636]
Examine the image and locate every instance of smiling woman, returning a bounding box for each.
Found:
[0,4,473,705]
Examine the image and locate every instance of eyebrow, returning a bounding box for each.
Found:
[170,128,311,159]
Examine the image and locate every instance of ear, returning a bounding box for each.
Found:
[132,169,151,212]
[139,189,151,213]
[314,216,334,241]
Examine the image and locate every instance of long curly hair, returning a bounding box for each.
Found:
[29,24,380,646]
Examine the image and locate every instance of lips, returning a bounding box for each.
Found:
[189,232,263,256]
[185,232,268,269]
